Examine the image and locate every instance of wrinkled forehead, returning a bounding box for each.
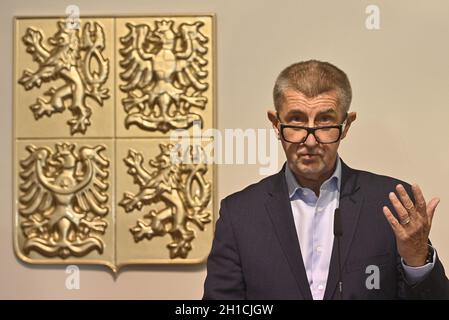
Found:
[279,89,342,118]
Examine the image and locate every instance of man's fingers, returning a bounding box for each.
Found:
[396,184,417,217]
[389,191,411,223]
[427,197,440,225]
[383,205,404,235]
[412,183,427,218]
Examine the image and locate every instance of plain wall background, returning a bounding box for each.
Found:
[1,0,448,299]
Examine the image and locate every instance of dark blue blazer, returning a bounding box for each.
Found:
[203,160,449,299]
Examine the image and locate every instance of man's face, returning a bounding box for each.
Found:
[268,89,356,182]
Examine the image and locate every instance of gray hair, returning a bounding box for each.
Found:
[273,60,352,115]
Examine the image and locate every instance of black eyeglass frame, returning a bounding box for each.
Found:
[277,113,348,144]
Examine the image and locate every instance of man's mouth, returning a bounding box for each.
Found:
[301,153,319,157]
[300,154,320,160]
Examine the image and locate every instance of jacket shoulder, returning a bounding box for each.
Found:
[351,166,412,191]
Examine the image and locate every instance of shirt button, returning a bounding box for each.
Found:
[316,246,322,253]
[317,207,323,212]
[318,285,324,291]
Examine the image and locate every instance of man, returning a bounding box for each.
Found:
[203,60,449,299]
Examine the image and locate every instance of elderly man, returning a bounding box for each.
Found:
[203,60,449,299]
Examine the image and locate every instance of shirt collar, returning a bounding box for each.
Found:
[284,155,342,199]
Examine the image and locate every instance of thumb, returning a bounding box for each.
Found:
[427,197,440,225]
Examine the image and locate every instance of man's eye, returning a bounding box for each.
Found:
[317,116,334,123]
[289,116,305,123]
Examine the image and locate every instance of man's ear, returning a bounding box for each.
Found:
[267,110,278,128]
[267,110,280,138]
[341,111,357,140]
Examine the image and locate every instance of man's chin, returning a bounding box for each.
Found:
[294,162,323,178]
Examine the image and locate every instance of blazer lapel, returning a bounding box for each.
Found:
[323,160,364,300]
[265,166,313,300]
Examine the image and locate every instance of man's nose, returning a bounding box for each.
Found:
[304,131,318,147]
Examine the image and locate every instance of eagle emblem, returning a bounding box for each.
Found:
[18,21,110,135]
[18,143,110,258]
[119,143,212,259]
[15,15,215,270]
[119,20,209,132]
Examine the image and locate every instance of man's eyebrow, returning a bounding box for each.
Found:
[285,109,307,116]
[316,108,337,116]
[284,108,337,117]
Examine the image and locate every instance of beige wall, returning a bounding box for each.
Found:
[1,0,448,299]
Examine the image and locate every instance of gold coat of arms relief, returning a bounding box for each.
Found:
[14,16,215,272]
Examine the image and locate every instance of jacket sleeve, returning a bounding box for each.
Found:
[399,250,449,299]
[203,199,246,299]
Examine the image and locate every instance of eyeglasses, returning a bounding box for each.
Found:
[277,113,347,144]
